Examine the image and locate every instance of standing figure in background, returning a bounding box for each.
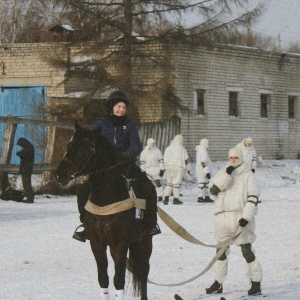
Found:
[140,138,165,202]
[206,147,262,296]
[16,138,34,204]
[196,138,213,203]
[163,134,189,205]
[236,137,257,173]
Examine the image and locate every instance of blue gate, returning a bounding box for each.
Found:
[0,85,47,164]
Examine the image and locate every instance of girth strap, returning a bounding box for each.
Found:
[85,198,146,215]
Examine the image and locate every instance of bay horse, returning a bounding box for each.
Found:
[55,120,155,300]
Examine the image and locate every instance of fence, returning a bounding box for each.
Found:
[139,116,181,154]
[0,116,79,190]
[0,116,181,189]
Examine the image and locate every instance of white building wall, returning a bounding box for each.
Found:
[173,45,300,161]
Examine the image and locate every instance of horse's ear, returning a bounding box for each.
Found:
[75,119,82,132]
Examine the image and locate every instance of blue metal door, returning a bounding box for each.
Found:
[0,85,47,164]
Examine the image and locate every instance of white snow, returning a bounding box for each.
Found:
[1,159,300,300]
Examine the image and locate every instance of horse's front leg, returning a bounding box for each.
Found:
[90,240,110,299]
[110,244,129,299]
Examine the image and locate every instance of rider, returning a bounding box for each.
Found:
[73,90,161,242]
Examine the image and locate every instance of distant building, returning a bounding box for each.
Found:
[0,42,299,162]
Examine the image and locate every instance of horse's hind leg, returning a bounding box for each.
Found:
[110,244,129,299]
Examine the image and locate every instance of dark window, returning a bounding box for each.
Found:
[288,96,296,119]
[261,94,268,118]
[229,92,238,117]
[196,90,205,115]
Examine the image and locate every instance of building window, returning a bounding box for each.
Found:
[195,89,205,115]
[260,94,269,118]
[288,96,297,119]
[229,91,238,117]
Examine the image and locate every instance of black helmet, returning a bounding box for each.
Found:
[106,90,129,112]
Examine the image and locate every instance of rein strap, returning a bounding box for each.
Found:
[85,198,146,215]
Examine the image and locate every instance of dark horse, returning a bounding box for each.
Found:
[55,121,156,300]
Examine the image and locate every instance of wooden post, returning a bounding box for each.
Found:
[43,116,57,181]
[0,122,17,190]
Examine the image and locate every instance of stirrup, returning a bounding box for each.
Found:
[72,224,86,242]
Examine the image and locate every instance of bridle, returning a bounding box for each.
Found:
[61,136,96,179]
[63,135,128,180]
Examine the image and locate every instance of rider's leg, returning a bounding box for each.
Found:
[73,180,91,242]
[130,165,161,236]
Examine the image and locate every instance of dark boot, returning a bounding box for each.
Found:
[206,280,223,294]
[248,281,261,296]
[23,196,34,203]
[204,196,214,203]
[173,198,183,205]
[72,224,87,243]
[163,196,169,205]
[149,223,161,236]
[157,196,163,202]
[198,197,205,203]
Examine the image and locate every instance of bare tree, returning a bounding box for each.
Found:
[1,0,267,123]
[0,0,8,44]
[44,1,267,123]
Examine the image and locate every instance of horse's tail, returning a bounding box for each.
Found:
[128,238,151,297]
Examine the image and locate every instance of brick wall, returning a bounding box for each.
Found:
[0,43,67,96]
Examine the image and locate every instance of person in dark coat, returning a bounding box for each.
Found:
[73,90,160,242]
[16,138,34,203]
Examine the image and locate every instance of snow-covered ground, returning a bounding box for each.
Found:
[1,159,300,300]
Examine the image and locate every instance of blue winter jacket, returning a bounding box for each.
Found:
[93,116,142,159]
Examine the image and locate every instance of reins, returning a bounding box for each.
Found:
[80,159,129,177]
[65,134,129,179]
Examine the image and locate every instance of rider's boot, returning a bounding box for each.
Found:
[149,223,161,236]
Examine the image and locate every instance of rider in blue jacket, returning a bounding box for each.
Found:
[73,90,160,242]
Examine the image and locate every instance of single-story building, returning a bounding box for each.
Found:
[0,42,299,163]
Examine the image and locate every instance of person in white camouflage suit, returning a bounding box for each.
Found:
[140,138,165,202]
[195,138,213,203]
[236,137,257,173]
[163,134,189,205]
[206,147,263,296]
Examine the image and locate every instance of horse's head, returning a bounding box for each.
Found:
[55,120,97,186]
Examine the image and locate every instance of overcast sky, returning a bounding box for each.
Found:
[252,0,300,48]
[186,0,300,50]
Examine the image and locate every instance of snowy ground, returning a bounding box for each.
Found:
[1,159,300,300]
